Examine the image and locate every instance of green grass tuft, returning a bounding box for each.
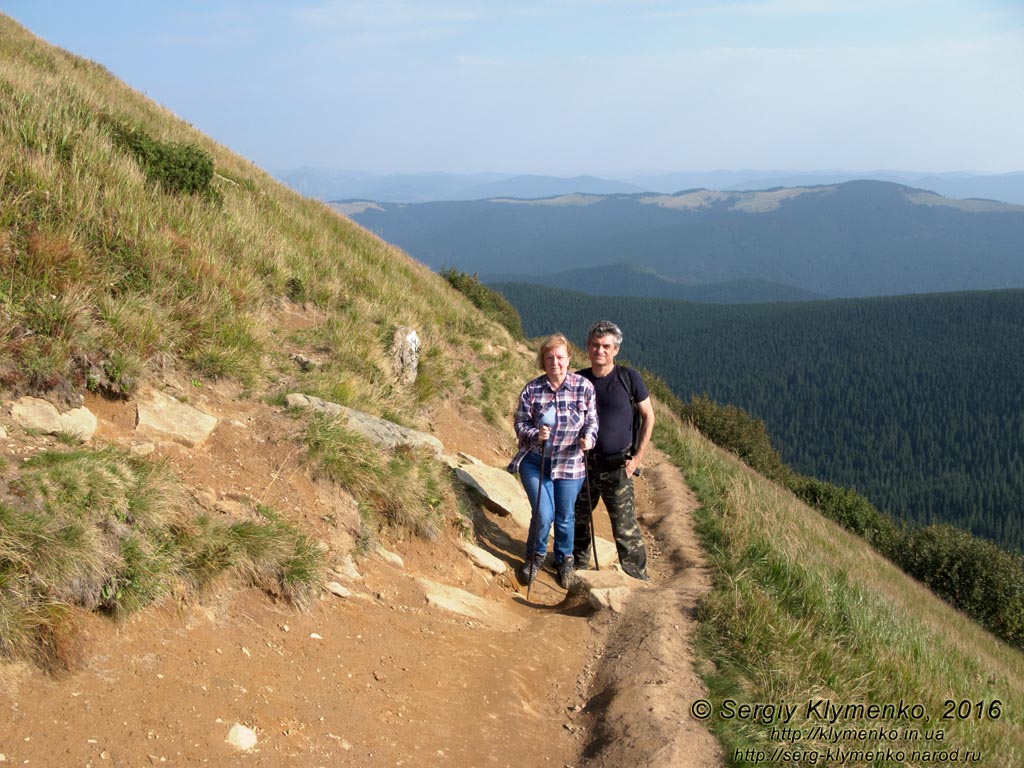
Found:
[0,445,326,668]
[303,413,448,540]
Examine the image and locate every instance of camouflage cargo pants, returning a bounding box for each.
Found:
[573,462,648,580]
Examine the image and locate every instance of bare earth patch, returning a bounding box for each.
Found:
[0,388,722,767]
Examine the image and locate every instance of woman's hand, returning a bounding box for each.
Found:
[538,425,551,443]
[579,435,594,451]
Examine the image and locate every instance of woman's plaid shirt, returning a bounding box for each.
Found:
[507,371,598,480]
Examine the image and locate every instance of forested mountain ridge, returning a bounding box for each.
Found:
[339,180,1024,302]
[494,283,1024,552]
[485,263,827,303]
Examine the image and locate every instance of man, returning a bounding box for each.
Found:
[573,320,655,580]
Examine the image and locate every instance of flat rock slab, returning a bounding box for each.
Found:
[449,455,532,529]
[331,555,362,581]
[415,577,522,631]
[136,390,218,447]
[324,581,354,598]
[286,393,443,457]
[588,586,634,613]
[374,547,405,569]
[457,539,508,574]
[10,397,98,441]
[570,568,647,613]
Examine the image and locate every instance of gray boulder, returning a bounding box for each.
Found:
[285,393,443,457]
[390,326,420,385]
[447,453,532,529]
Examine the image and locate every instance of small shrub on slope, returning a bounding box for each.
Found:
[898,524,1024,645]
[105,117,215,196]
[441,267,525,341]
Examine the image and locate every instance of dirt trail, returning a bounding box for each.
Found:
[0,393,722,767]
[578,453,726,767]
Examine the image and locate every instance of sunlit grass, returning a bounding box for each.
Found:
[303,413,450,540]
[654,409,1024,766]
[0,15,524,410]
[0,446,326,670]
[0,14,531,672]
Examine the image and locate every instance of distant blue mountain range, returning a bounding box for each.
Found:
[339,180,1024,302]
[275,167,1024,205]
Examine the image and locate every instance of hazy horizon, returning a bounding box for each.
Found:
[273,166,1024,178]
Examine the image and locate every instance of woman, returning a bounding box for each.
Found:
[508,333,598,589]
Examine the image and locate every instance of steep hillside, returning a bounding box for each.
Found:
[0,16,724,767]
[0,11,538,618]
[653,407,1024,765]
[3,15,1023,768]
[339,182,1024,300]
[0,17,524,420]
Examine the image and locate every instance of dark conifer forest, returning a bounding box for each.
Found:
[494,284,1024,552]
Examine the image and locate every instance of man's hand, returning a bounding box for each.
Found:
[625,457,642,477]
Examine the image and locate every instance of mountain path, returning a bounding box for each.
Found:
[0,391,722,767]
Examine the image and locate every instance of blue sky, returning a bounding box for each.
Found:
[4,0,1023,176]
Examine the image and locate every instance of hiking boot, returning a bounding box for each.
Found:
[572,550,592,571]
[517,553,545,586]
[557,555,576,589]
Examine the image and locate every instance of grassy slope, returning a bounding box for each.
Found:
[0,15,528,666]
[655,407,1023,766]
[0,15,525,421]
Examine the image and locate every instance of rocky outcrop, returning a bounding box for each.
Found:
[456,539,507,575]
[135,390,218,447]
[285,393,442,457]
[390,326,420,385]
[10,396,98,442]
[445,453,532,529]
[571,568,648,613]
[415,577,522,631]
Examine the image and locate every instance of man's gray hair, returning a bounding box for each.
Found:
[587,320,623,347]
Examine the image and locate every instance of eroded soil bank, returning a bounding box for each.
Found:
[0,396,722,767]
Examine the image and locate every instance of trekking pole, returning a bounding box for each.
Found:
[584,452,599,571]
[527,438,547,602]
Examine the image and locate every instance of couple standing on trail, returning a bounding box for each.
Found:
[507,320,655,592]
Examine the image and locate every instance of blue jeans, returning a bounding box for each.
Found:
[519,450,584,564]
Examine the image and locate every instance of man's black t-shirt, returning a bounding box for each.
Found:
[578,366,649,457]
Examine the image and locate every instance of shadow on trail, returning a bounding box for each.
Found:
[510,589,593,617]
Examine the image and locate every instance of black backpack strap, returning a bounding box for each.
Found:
[616,365,637,407]
[616,366,642,458]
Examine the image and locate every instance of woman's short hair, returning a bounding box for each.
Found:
[536,333,570,369]
[587,320,623,348]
